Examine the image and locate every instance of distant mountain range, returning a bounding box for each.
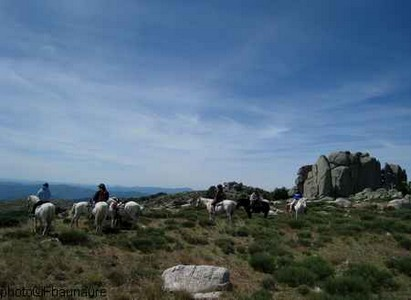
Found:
[0,180,192,201]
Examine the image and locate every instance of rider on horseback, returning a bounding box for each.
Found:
[211,184,225,214]
[289,193,302,213]
[31,182,51,215]
[91,183,110,207]
[249,190,262,212]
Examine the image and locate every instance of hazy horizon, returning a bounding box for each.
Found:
[0,1,410,190]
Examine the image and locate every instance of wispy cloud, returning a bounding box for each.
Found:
[0,1,410,189]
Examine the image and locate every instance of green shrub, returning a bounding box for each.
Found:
[82,273,104,289]
[130,267,157,279]
[105,270,126,287]
[232,226,249,237]
[298,239,312,247]
[335,223,364,236]
[3,229,31,239]
[215,238,235,255]
[246,289,272,300]
[275,266,316,287]
[261,275,276,291]
[58,230,90,246]
[129,228,173,253]
[249,252,275,274]
[344,263,397,291]
[297,231,312,239]
[297,284,310,295]
[0,210,27,227]
[181,220,196,228]
[386,256,411,276]
[180,230,208,245]
[324,276,370,296]
[299,256,334,280]
[393,234,411,250]
[288,220,305,229]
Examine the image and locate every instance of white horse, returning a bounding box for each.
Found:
[293,198,307,220]
[27,195,55,236]
[70,201,91,228]
[108,200,144,228]
[92,201,108,234]
[195,197,236,222]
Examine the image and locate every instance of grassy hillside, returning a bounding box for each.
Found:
[1,197,411,299]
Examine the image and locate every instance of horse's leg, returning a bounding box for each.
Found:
[227,210,233,224]
[32,217,36,233]
[42,221,49,236]
[247,207,252,219]
[111,215,115,229]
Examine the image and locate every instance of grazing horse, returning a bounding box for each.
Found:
[290,198,307,220]
[195,197,236,223]
[70,201,91,228]
[27,195,55,236]
[92,201,108,234]
[108,200,144,228]
[236,198,270,218]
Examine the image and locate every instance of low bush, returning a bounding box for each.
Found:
[386,256,411,276]
[275,266,316,287]
[181,220,196,228]
[249,252,275,274]
[288,220,306,229]
[58,230,90,246]
[344,263,397,291]
[180,230,208,245]
[393,234,411,250]
[261,275,276,291]
[245,289,272,300]
[3,229,32,239]
[298,256,334,280]
[215,238,235,255]
[324,276,370,297]
[128,228,174,253]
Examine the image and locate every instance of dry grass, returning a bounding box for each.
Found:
[1,199,411,299]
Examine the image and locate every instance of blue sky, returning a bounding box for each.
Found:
[0,0,410,190]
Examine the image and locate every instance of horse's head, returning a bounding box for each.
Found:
[26,195,39,211]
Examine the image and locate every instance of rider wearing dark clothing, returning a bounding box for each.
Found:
[92,183,109,204]
[211,184,225,212]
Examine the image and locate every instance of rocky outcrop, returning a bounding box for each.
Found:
[296,165,312,194]
[351,188,403,201]
[295,151,407,198]
[335,198,351,208]
[382,163,408,189]
[162,265,231,295]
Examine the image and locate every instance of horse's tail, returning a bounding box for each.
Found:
[45,204,56,224]
[95,203,108,227]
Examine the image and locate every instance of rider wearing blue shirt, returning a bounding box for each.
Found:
[32,183,51,214]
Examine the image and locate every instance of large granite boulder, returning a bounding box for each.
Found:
[331,166,352,197]
[315,156,332,197]
[382,163,408,189]
[296,151,406,198]
[303,170,318,199]
[162,265,231,294]
[295,165,313,193]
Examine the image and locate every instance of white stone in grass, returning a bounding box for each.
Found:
[162,265,231,294]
